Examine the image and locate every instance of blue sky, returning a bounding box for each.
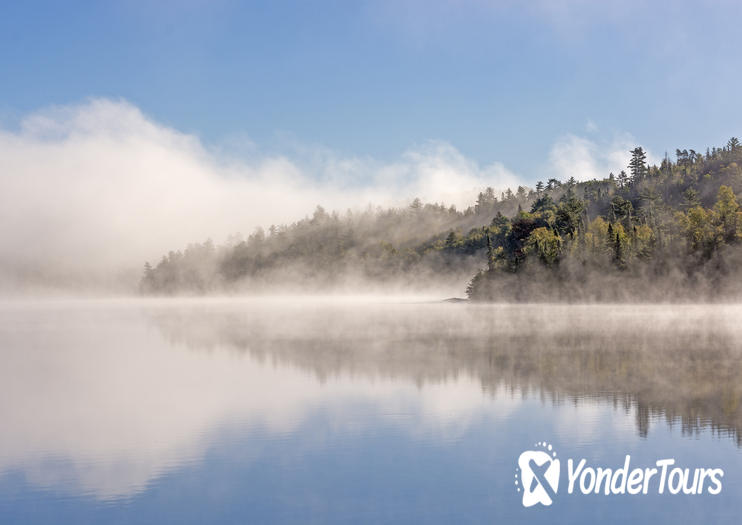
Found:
[1,0,741,181]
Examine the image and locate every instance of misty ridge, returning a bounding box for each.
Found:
[0,99,526,296]
[141,138,742,301]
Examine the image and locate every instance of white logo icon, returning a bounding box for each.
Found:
[514,442,723,506]
[515,441,560,507]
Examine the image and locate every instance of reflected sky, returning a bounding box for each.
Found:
[0,299,741,523]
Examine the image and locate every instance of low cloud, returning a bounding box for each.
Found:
[547,132,652,182]
[0,99,520,290]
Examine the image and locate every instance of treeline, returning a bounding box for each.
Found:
[140,183,539,293]
[468,139,742,301]
[140,138,742,299]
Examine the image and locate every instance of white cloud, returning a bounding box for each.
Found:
[547,132,653,182]
[0,99,655,292]
[0,99,521,289]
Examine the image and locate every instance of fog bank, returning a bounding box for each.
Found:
[0,99,521,292]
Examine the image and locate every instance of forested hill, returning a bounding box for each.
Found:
[141,138,742,300]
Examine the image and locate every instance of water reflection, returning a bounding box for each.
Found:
[150,300,742,443]
[0,299,740,523]
[0,300,522,500]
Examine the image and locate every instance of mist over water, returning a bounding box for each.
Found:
[0,100,521,294]
[1,298,741,523]
[3,2,742,523]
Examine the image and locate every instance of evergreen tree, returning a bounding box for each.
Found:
[486,232,495,271]
[617,171,629,189]
[682,188,700,210]
[445,230,457,248]
[628,147,647,184]
[613,232,625,269]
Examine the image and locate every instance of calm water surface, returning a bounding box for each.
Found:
[0,298,741,524]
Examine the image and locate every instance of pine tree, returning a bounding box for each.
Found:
[445,230,457,248]
[628,147,647,184]
[486,232,495,271]
[617,171,629,189]
[682,188,700,210]
[613,232,625,269]
[140,262,154,293]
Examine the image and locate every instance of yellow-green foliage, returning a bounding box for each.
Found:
[526,227,562,266]
[676,186,742,254]
[613,223,628,242]
[586,217,609,255]
[683,206,716,253]
[634,223,654,254]
[714,185,742,242]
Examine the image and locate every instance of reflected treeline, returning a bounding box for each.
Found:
[144,303,742,444]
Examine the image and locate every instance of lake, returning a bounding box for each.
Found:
[0,298,740,524]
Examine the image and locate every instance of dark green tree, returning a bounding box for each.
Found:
[617,170,629,189]
[628,147,647,184]
[613,232,625,269]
